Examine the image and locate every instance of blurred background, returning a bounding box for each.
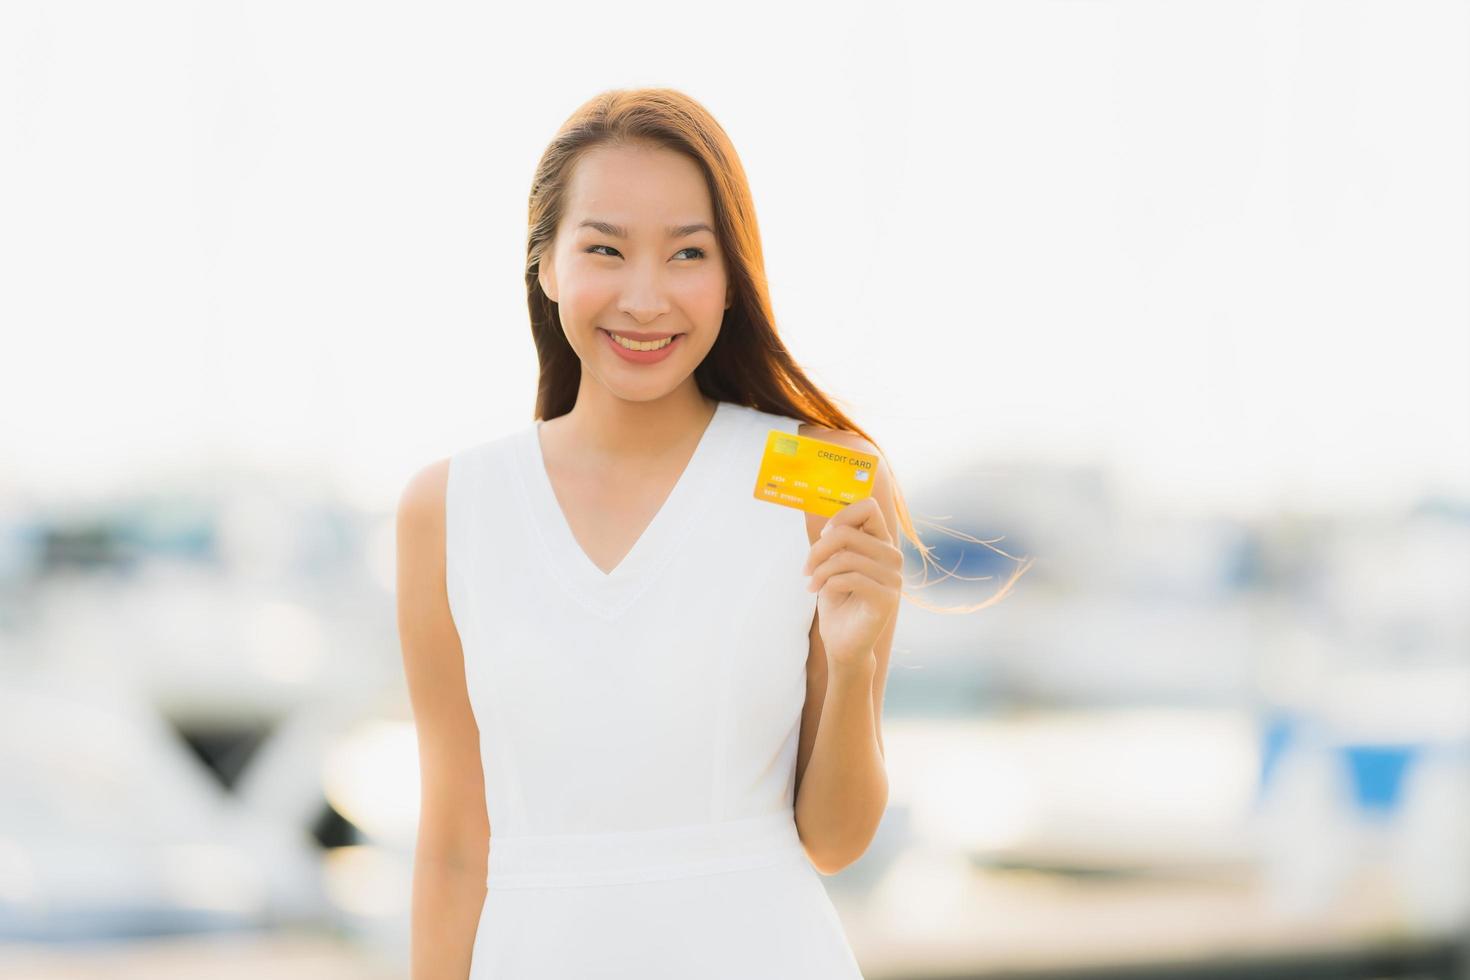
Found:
[2,1,1467,977]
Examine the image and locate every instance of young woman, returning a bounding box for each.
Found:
[396,88,920,979]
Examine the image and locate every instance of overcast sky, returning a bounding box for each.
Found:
[2,0,1465,519]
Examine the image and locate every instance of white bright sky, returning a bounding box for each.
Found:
[1,1,1466,519]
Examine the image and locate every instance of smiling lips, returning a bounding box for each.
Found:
[607,330,676,350]
[601,328,682,363]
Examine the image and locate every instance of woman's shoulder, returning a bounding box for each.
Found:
[451,425,527,464]
[397,425,527,527]
[397,456,451,535]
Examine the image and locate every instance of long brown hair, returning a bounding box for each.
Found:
[523,87,1029,613]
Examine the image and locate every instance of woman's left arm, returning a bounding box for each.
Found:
[793,455,904,874]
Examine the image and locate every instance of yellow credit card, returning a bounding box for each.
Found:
[752,428,878,517]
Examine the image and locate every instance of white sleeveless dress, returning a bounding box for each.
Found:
[444,399,867,979]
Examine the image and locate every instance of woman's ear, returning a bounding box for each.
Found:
[538,251,558,303]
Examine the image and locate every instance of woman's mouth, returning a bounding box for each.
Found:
[600,328,683,364]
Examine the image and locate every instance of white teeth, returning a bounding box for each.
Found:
[609,331,675,352]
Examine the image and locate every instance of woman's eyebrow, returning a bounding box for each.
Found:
[577,219,713,239]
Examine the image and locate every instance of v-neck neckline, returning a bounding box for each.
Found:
[515,399,737,618]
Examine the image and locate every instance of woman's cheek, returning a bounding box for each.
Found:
[559,276,608,316]
[680,271,728,318]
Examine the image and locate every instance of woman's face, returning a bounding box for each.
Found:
[539,142,731,400]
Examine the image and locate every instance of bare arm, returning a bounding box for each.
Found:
[792,435,898,875]
[396,458,490,978]
[793,624,889,875]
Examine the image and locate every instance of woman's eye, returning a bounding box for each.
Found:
[584,245,706,260]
